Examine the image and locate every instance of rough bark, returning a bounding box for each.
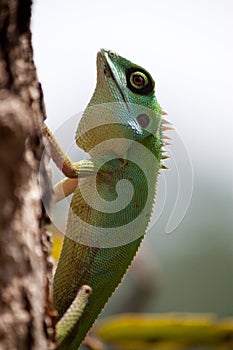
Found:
[0,1,54,349]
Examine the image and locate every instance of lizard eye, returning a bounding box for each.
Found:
[130,72,149,89]
[126,67,154,95]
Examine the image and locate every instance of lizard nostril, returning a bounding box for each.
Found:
[109,50,116,58]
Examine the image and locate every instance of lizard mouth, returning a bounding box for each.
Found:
[103,61,115,80]
[97,51,114,79]
[97,49,130,112]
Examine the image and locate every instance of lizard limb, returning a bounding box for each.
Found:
[43,124,79,178]
[54,178,79,203]
[56,285,92,347]
[44,124,118,179]
[53,156,120,202]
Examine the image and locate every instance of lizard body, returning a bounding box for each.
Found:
[49,49,164,349]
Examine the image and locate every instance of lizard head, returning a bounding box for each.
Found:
[76,49,163,160]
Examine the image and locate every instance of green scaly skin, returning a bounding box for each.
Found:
[53,49,163,349]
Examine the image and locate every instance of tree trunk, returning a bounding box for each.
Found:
[0,1,54,349]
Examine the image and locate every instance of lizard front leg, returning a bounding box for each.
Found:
[44,123,118,202]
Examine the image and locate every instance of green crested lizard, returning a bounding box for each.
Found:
[44,49,168,349]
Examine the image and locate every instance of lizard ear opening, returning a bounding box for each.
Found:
[136,113,150,128]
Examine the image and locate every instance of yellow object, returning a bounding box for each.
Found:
[50,228,63,262]
[96,313,233,349]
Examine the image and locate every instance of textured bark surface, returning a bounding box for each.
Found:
[0,1,54,349]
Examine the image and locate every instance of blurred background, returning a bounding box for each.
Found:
[31,0,233,327]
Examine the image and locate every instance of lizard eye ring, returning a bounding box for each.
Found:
[126,67,154,95]
[130,72,149,89]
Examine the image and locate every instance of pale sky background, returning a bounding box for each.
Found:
[31,0,233,181]
[31,1,233,316]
